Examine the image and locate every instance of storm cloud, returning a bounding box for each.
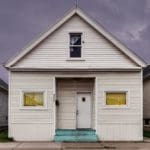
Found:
[0,0,150,82]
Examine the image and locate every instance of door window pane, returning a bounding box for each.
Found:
[106,92,126,105]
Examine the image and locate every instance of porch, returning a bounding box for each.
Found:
[54,78,98,142]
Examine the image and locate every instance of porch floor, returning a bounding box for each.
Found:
[54,129,98,142]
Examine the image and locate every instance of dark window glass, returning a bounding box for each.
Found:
[70,33,82,58]
[70,34,81,45]
[70,47,81,57]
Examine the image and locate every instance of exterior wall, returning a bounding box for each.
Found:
[9,72,55,141]
[13,15,137,69]
[96,71,143,141]
[56,78,95,129]
[9,71,142,141]
[0,89,8,127]
[144,79,150,119]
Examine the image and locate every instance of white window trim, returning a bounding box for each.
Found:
[66,58,85,61]
[67,32,85,60]
[102,89,130,109]
[19,89,48,110]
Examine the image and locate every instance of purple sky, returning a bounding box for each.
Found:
[0,0,150,82]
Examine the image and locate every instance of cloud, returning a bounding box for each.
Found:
[116,23,148,41]
[1,0,150,82]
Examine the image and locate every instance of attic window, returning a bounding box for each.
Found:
[70,33,82,58]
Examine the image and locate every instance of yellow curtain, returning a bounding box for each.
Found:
[24,92,44,106]
[106,93,126,105]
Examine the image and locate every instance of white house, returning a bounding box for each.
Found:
[0,79,8,128]
[5,8,146,142]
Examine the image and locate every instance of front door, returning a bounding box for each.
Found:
[77,93,92,129]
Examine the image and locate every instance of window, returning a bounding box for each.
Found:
[20,90,47,109]
[106,92,126,105]
[70,33,82,58]
[23,92,44,106]
[20,90,48,109]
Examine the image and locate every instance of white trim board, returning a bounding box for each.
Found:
[5,7,146,68]
[8,67,142,72]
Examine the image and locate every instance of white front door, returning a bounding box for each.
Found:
[77,93,92,129]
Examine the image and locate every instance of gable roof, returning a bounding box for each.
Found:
[5,7,146,68]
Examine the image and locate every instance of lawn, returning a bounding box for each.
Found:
[0,130,13,142]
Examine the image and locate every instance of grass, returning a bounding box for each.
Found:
[0,130,13,142]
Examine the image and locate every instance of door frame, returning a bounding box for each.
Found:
[76,91,92,129]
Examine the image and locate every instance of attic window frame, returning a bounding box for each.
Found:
[69,33,82,58]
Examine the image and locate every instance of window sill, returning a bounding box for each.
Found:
[19,106,47,110]
[66,58,85,61]
[102,105,129,109]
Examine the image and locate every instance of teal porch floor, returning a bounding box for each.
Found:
[54,129,98,142]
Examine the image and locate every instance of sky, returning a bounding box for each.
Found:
[0,0,150,82]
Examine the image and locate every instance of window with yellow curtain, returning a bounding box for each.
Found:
[24,92,44,106]
[106,92,126,105]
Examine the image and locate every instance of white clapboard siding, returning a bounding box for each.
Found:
[56,78,95,129]
[13,15,138,69]
[96,71,142,141]
[0,90,8,127]
[9,71,142,141]
[11,123,54,141]
[9,72,55,141]
[97,124,141,141]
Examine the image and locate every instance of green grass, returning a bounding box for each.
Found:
[0,130,13,142]
[144,130,150,138]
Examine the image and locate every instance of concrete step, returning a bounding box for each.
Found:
[56,129,96,136]
[54,135,98,142]
[55,129,98,142]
